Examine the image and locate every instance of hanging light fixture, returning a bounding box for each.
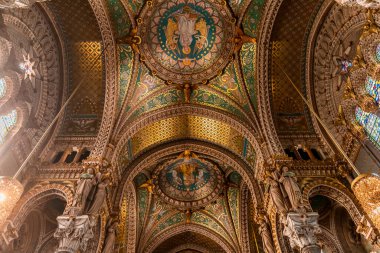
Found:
[351,174,380,230]
[335,0,380,8]
[0,177,23,229]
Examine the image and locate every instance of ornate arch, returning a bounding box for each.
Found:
[302,179,364,226]
[6,183,73,230]
[318,227,345,253]
[305,0,368,158]
[256,0,284,155]
[113,140,263,211]
[87,0,118,160]
[0,70,21,108]
[145,224,235,253]
[114,140,263,253]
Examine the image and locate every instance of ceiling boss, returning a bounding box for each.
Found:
[136,0,236,85]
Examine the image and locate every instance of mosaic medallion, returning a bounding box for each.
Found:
[138,0,236,84]
[153,151,224,209]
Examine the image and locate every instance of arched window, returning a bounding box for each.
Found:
[0,78,6,98]
[355,107,380,149]
[365,76,380,104]
[376,43,380,62]
[0,110,17,144]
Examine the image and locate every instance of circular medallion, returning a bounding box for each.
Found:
[153,152,224,209]
[138,0,235,84]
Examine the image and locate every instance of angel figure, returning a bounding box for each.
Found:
[278,166,303,211]
[178,150,198,187]
[265,170,288,214]
[88,174,112,216]
[332,41,353,91]
[73,167,97,213]
[117,28,141,54]
[139,179,155,194]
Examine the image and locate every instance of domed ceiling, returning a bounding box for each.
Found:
[129,150,250,253]
[153,151,224,209]
[137,0,236,85]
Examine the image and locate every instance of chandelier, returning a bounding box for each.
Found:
[352,174,380,230]
[0,177,23,229]
[335,0,380,8]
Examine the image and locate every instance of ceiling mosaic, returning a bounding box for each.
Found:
[46,0,104,137]
[242,0,265,38]
[153,151,224,209]
[270,0,323,135]
[130,156,246,252]
[137,0,236,85]
[129,115,245,156]
[107,0,268,147]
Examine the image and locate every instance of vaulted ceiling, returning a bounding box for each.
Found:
[2,0,375,252]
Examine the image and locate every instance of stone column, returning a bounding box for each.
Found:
[72,147,83,163]
[54,212,95,253]
[283,212,322,253]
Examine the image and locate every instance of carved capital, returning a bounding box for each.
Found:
[54,215,95,253]
[0,220,18,246]
[283,212,321,252]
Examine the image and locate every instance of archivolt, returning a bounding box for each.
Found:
[302,179,364,226]
[145,223,235,253]
[256,0,284,154]
[112,139,263,214]
[6,183,73,230]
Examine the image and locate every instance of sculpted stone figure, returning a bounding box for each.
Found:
[266,171,288,214]
[102,218,118,253]
[278,166,303,211]
[258,215,276,253]
[88,174,112,216]
[73,168,96,212]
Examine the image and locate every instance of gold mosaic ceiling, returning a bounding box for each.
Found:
[130,115,245,156]
[270,0,323,135]
[45,0,104,137]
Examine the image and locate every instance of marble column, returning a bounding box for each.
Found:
[283,212,322,253]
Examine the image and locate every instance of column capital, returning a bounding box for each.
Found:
[283,211,321,252]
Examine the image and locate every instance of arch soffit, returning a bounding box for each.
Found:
[7,183,73,230]
[113,140,263,211]
[145,223,235,253]
[112,104,264,166]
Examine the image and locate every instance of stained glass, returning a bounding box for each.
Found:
[0,110,17,144]
[365,76,380,104]
[0,79,5,98]
[376,44,380,62]
[356,107,380,148]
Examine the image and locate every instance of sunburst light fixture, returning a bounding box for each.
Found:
[335,0,380,8]
[351,174,380,230]
[0,177,23,230]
